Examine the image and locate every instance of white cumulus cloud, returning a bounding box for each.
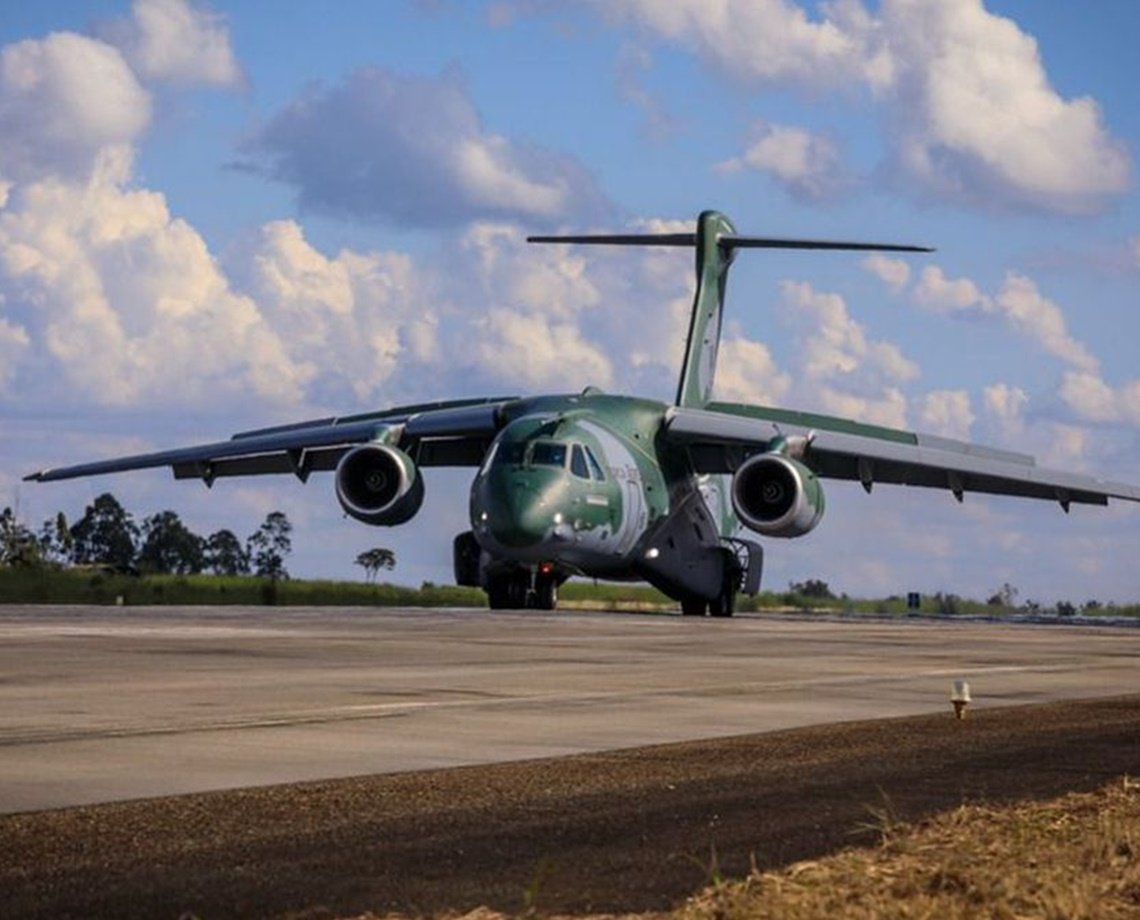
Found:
[913,265,990,312]
[862,254,910,290]
[232,220,439,406]
[781,279,919,388]
[104,0,242,88]
[0,157,311,409]
[0,313,30,393]
[597,0,1130,214]
[473,308,613,391]
[717,122,848,201]
[776,280,919,429]
[913,266,1097,372]
[983,383,1029,433]
[248,67,610,228]
[0,32,151,183]
[994,273,1098,373]
[1059,372,1140,428]
[596,0,890,90]
[882,0,1129,214]
[448,218,699,400]
[714,335,792,405]
[917,389,975,439]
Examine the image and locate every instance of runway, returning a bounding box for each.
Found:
[1,604,1137,814]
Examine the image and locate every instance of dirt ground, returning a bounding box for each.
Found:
[2,695,1138,920]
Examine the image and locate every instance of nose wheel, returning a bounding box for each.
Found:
[486,570,559,610]
[533,572,558,610]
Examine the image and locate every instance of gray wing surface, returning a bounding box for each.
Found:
[666,403,1140,510]
[25,397,514,485]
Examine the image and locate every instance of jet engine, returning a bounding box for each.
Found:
[335,444,424,526]
[731,452,825,538]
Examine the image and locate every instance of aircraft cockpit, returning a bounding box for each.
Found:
[489,439,607,481]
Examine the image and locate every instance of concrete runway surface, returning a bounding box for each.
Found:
[1,604,1137,814]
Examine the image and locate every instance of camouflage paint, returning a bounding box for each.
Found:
[675,211,737,409]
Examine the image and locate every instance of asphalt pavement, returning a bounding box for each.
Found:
[1,604,1137,814]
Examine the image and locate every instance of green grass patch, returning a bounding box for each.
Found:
[0,567,484,607]
[0,566,1136,615]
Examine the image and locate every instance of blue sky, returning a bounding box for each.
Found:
[2,0,1138,604]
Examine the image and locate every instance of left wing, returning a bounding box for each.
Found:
[665,402,1140,510]
[25,397,514,485]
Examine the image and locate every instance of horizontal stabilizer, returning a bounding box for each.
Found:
[528,233,932,253]
[527,233,697,246]
[723,235,932,253]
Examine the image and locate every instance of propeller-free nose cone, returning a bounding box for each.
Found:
[486,484,552,548]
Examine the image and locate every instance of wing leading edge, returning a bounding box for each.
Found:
[666,403,1140,511]
[24,397,514,486]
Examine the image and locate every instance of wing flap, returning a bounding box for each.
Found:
[171,447,346,482]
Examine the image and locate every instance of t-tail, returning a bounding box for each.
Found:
[528,210,932,409]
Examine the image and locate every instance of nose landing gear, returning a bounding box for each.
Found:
[486,567,560,611]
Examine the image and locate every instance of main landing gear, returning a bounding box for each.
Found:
[680,544,748,618]
[680,583,735,618]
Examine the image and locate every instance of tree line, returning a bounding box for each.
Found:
[0,493,293,578]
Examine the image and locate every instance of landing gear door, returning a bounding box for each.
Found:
[735,538,764,595]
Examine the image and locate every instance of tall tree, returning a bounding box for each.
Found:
[248,511,292,580]
[204,529,250,576]
[38,512,73,566]
[138,511,205,575]
[69,493,138,569]
[355,547,396,583]
[1,507,41,567]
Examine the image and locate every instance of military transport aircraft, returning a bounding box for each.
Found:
[26,211,1140,615]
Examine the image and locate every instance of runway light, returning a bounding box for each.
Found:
[951,680,971,720]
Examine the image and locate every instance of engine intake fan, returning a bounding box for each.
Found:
[335,444,424,526]
[731,452,825,538]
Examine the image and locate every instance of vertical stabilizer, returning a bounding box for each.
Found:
[527,212,930,410]
[675,210,736,408]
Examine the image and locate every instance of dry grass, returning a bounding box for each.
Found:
[677,778,1140,920]
[344,778,1140,920]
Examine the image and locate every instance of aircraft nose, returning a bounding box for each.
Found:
[488,483,552,548]
[476,473,564,550]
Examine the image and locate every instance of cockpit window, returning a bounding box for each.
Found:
[493,441,527,466]
[570,444,589,479]
[530,441,567,467]
[584,446,606,481]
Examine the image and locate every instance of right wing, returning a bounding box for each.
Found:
[665,402,1140,511]
[25,397,516,485]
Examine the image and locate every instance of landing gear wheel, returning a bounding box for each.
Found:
[681,597,707,617]
[507,573,529,608]
[533,575,558,611]
[487,572,530,609]
[709,589,735,618]
[708,547,741,618]
[486,576,511,610]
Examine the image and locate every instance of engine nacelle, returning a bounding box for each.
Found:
[335,444,424,526]
[731,453,825,538]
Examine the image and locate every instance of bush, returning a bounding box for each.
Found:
[933,592,961,615]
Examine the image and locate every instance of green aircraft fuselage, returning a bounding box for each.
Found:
[469,391,730,589]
